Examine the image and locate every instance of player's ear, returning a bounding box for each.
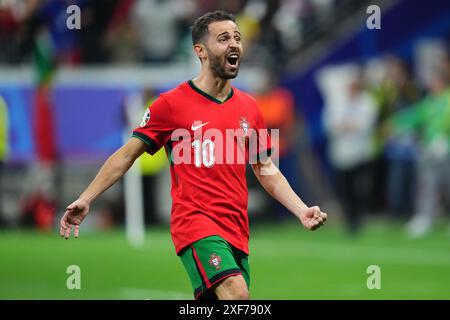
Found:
[194,43,207,61]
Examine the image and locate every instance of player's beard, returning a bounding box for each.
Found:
[206,47,239,80]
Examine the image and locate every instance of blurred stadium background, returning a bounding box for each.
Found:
[1,0,450,300]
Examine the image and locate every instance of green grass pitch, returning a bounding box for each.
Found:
[1,219,449,299]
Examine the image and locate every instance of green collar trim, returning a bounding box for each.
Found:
[188,80,234,104]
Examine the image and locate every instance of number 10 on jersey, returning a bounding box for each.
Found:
[192,139,215,168]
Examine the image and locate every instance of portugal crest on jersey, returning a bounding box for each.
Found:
[140,109,151,127]
[208,253,222,270]
[238,117,251,146]
[239,117,249,134]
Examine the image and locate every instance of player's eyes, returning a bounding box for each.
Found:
[218,35,240,43]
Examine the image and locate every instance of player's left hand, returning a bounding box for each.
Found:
[299,206,327,231]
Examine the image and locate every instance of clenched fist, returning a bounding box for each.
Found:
[299,206,327,231]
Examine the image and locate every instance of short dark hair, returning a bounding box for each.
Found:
[191,10,236,45]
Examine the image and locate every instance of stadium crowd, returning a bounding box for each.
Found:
[321,51,450,236]
[0,0,362,68]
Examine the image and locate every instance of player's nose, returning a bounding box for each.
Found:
[229,39,240,50]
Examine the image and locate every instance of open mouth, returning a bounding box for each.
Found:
[226,53,239,66]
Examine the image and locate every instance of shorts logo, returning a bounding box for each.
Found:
[208,253,222,270]
[140,109,151,127]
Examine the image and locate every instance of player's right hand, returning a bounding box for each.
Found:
[60,199,90,239]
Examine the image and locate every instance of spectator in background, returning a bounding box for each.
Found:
[373,56,422,219]
[254,71,296,163]
[79,0,119,63]
[234,2,261,52]
[254,70,298,219]
[387,69,450,237]
[0,1,25,63]
[0,0,82,64]
[272,0,318,54]
[323,71,377,234]
[23,0,85,65]
[104,0,142,64]
[131,0,191,63]
[255,0,285,69]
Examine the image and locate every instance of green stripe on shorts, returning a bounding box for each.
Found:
[179,235,250,299]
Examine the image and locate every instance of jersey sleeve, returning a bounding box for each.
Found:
[132,96,173,155]
[250,106,273,163]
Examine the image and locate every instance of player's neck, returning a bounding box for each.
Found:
[192,73,232,102]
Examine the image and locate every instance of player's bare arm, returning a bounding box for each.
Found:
[60,137,147,239]
[251,158,327,230]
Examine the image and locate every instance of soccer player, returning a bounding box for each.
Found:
[60,11,327,300]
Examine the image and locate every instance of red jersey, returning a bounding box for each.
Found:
[132,81,272,255]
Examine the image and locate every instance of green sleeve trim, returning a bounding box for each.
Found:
[131,131,159,154]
